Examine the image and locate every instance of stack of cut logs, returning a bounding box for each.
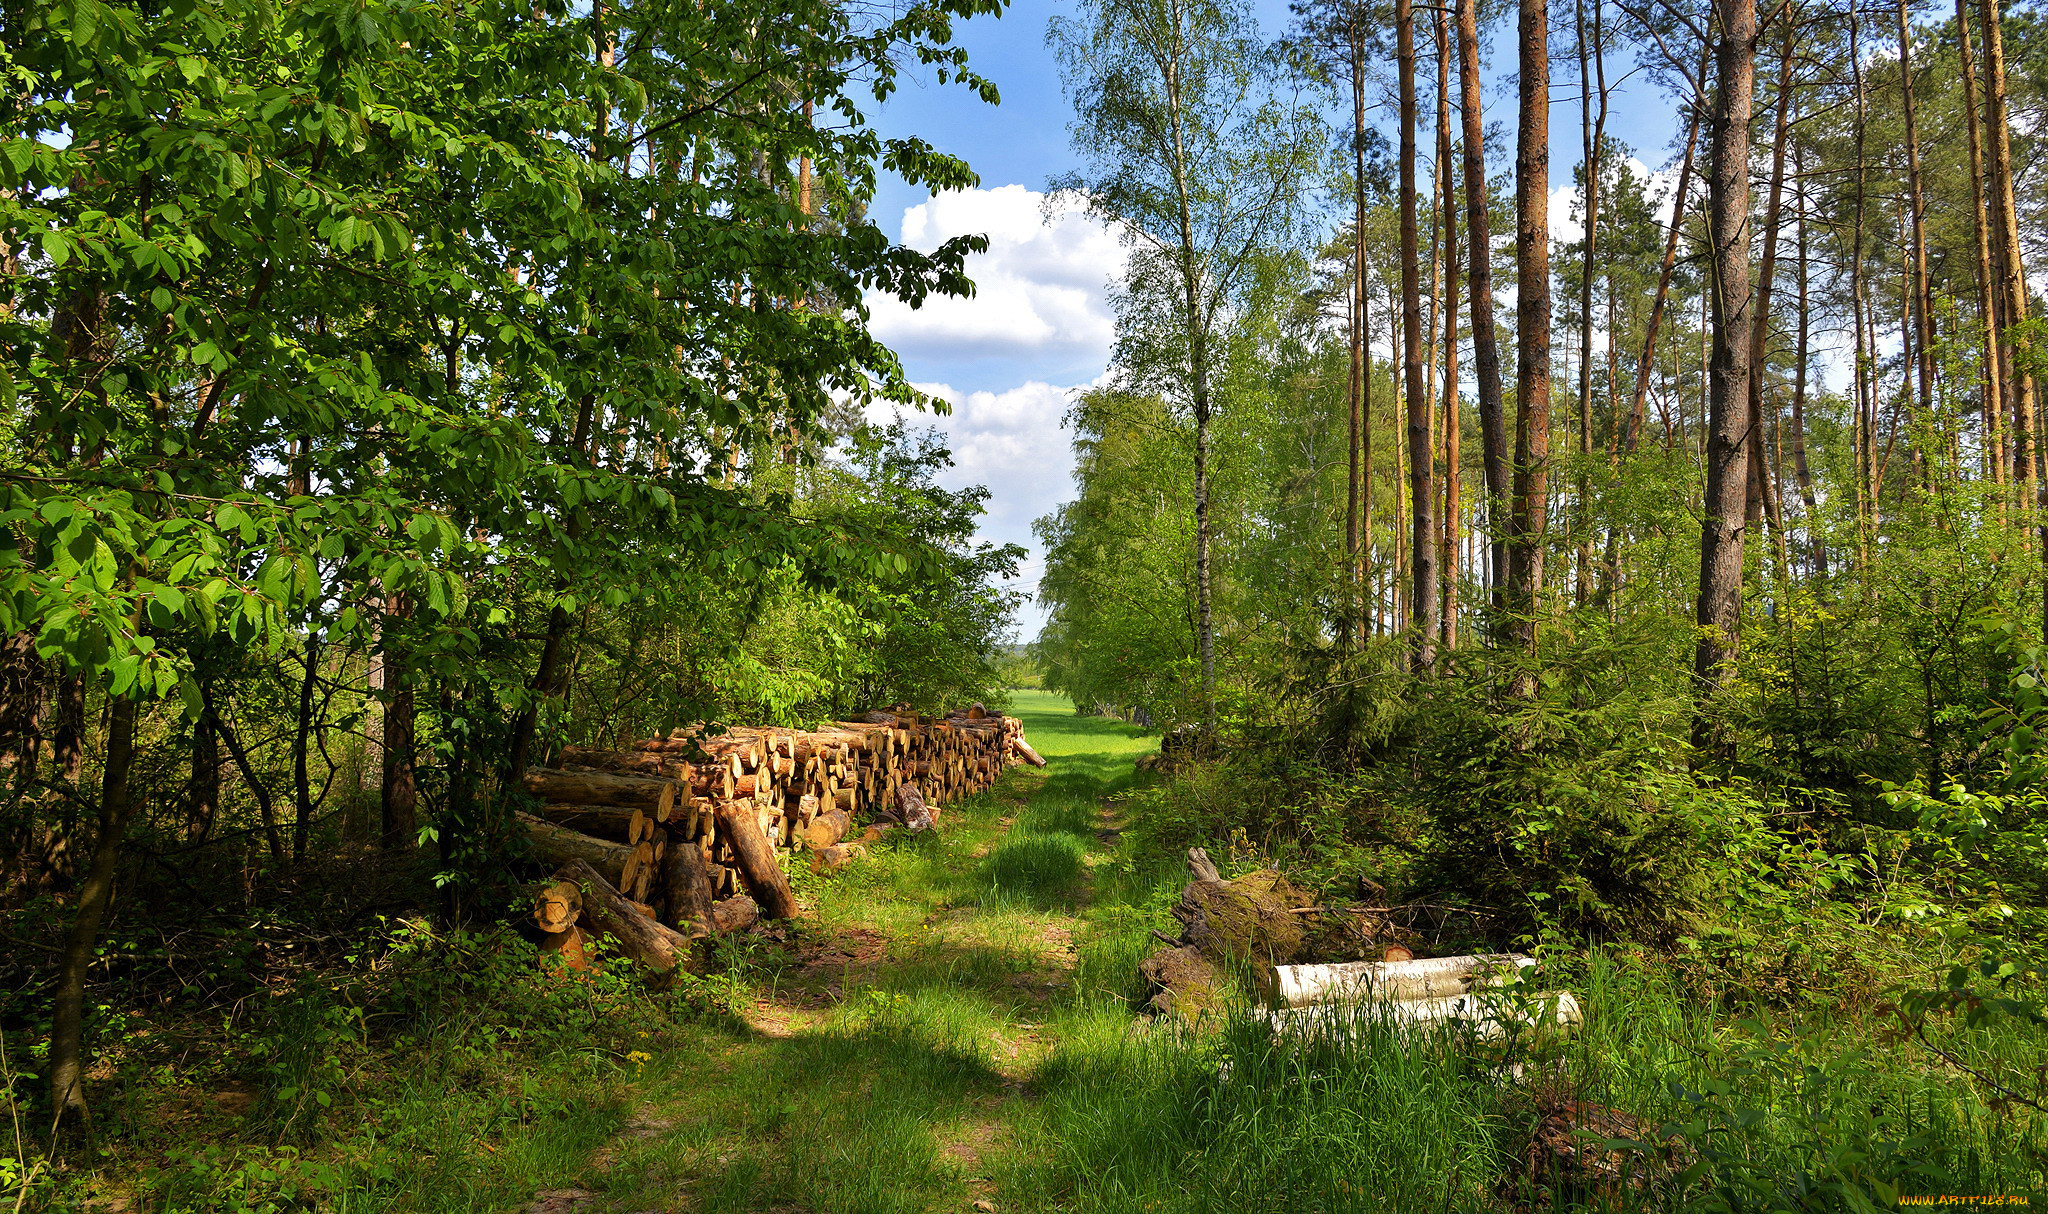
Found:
[522,706,1045,971]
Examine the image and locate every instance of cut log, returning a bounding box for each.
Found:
[532,879,583,933]
[856,824,896,846]
[896,783,933,832]
[527,803,646,843]
[812,843,863,874]
[713,800,800,919]
[1272,954,1536,1008]
[538,924,590,971]
[619,840,656,899]
[1254,989,1583,1042]
[801,807,851,850]
[558,748,690,781]
[519,813,635,890]
[1014,739,1046,768]
[658,833,718,935]
[554,858,691,972]
[711,893,759,934]
[522,769,677,818]
[692,767,737,801]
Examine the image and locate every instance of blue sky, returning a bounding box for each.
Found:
[855,0,1689,638]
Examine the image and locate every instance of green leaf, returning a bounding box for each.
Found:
[73,0,105,47]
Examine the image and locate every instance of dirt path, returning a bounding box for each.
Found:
[540,692,1155,1214]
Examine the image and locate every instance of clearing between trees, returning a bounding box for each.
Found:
[524,693,2043,1212]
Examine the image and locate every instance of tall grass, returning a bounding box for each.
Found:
[1007,953,2048,1212]
[145,690,2038,1213]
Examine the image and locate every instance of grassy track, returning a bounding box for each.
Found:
[576,691,1157,1214]
[63,692,2046,1210]
[505,691,2046,1212]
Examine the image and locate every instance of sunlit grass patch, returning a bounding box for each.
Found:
[982,833,1088,907]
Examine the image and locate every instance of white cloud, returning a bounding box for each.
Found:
[868,378,1084,537]
[865,186,1128,367]
[867,377,1104,637]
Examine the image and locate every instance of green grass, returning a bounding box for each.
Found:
[94,692,2047,1211]
[1005,962,2048,1213]
[1005,688,1156,788]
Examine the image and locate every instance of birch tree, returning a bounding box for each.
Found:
[1051,0,1321,731]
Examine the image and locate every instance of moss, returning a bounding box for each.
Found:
[1172,870,1312,966]
[1136,946,1225,1018]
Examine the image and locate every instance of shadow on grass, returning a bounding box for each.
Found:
[607,1008,1016,1214]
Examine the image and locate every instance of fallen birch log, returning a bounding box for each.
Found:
[1272,954,1536,1008]
[1255,989,1583,1042]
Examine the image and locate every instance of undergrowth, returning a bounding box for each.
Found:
[7,912,680,1212]
[14,691,2046,1212]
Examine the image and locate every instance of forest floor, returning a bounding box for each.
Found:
[55,692,2040,1210]
[530,690,1160,1214]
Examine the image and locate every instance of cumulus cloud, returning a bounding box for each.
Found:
[866,377,1100,636]
[865,186,1128,369]
[868,379,1083,536]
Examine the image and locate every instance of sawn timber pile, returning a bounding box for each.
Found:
[523,706,1044,970]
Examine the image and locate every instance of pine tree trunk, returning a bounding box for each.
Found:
[1747,27,1795,582]
[1848,6,1874,566]
[1435,7,1462,649]
[1791,147,1823,576]
[1348,24,1370,644]
[1975,0,2048,636]
[1456,0,1508,613]
[1980,0,2035,486]
[1573,0,1607,608]
[1896,0,1935,426]
[1399,0,1437,671]
[1363,236,1377,635]
[1693,0,1758,753]
[1509,0,1552,694]
[1956,0,2005,482]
